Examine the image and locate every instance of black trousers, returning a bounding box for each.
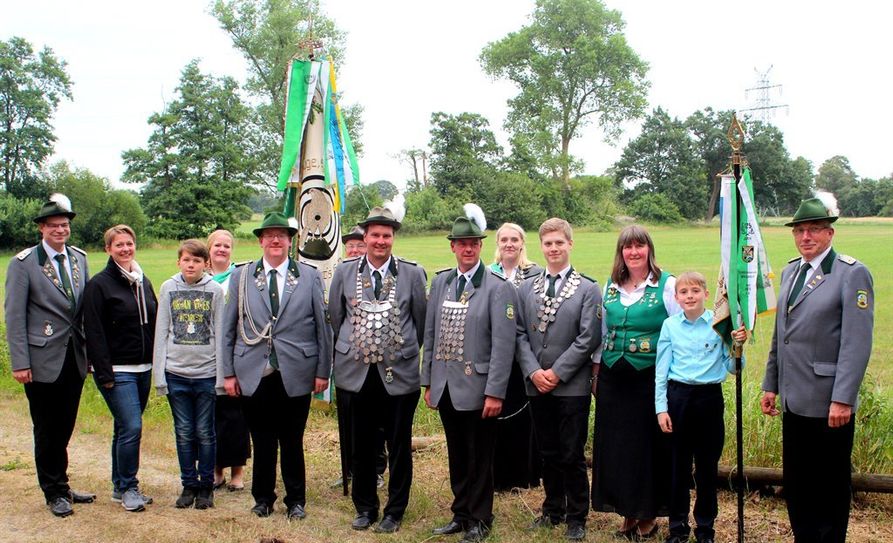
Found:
[666,382,724,539]
[783,409,855,543]
[24,344,84,502]
[344,370,419,519]
[530,393,591,524]
[438,386,497,526]
[243,372,311,508]
[336,387,388,484]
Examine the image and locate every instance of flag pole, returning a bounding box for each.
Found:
[727,114,747,543]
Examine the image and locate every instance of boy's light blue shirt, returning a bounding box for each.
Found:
[655,309,741,413]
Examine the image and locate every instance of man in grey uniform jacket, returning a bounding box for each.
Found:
[329,207,427,533]
[761,198,874,543]
[5,195,95,517]
[515,218,602,541]
[221,212,333,520]
[421,213,518,543]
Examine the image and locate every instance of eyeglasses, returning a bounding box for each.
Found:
[792,226,829,237]
[262,233,290,240]
[44,222,70,230]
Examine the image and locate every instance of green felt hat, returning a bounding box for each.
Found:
[447,216,487,240]
[252,212,298,238]
[341,225,365,243]
[785,198,839,227]
[34,194,76,223]
[358,206,401,230]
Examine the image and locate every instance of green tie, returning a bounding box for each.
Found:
[546,274,558,298]
[456,274,467,302]
[373,270,382,300]
[54,253,75,313]
[787,263,811,310]
[268,269,279,370]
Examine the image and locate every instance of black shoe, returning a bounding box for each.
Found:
[68,489,96,503]
[352,512,376,530]
[460,522,490,543]
[529,514,560,529]
[194,488,214,510]
[664,535,689,543]
[286,503,306,520]
[695,536,714,543]
[175,487,197,508]
[251,502,274,517]
[48,497,73,517]
[374,515,401,533]
[433,519,465,535]
[565,523,586,541]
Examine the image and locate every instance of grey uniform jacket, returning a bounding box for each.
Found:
[762,249,874,418]
[221,258,333,398]
[329,255,427,395]
[421,263,518,411]
[5,244,90,383]
[515,270,602,397]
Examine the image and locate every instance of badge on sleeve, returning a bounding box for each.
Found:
[505,303,515,320]
[856,289,869,309]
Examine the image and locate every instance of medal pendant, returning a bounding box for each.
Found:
[385,367,394,384]
[44,321,54,336]
[187,321,196,334]
[629,343,638,353]
[464,362,472,376]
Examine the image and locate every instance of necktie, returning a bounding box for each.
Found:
[546,274,558,298]
[787,263,811,310]
[373,270,382,300]
[456,274,467,302]
[54,253,75,313]
[268,269,279,369]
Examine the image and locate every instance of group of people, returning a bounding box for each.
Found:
[5,193,873,543]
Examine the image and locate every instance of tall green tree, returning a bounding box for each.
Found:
[480,0,649,184]
[212,0,363,190]
[428,112,502,196]
[614,108,706,220]
[121,61,256,239]
[815,155,858,196]
[0,37,72,199]
[46,161,146,246]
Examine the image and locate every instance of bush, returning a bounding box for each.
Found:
[402,186,459,233]
[0,194,42,249]
[626,193,685,223]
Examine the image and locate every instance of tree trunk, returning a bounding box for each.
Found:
[705,174,721,222]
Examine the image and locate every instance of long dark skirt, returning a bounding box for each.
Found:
[591,359,670,518]
[493,360,541,491]
[215,394,251,468]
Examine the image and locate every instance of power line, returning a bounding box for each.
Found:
[741,65,788,122]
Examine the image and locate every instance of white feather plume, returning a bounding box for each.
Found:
[463,203,486,232]
[383,194,406,223]
[49,193,72,212]
[814,190,840,217]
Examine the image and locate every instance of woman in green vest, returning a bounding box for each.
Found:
[591,225,682,540]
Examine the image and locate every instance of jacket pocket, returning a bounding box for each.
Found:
[401,344,420,360]
[27,334,48,347]
[474,362,489,375]
[334,339,351,355]
[234,345,247,357]
[813,361,837,377]
[300,343,319,358]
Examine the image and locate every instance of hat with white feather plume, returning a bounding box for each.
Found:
[34,193,76,223]
[447,203,487,240]
[785,191,840,226]
[359,194,405,230]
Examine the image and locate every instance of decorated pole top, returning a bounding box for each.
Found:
[726,113,747,168]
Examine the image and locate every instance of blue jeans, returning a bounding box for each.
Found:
[98,370,151,492]
[165,373,217,489]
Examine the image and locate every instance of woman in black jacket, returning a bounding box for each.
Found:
[83,224,157,512]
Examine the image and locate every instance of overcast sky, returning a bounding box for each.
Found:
[3,0,891,192]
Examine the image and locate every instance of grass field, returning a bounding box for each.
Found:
[0,221,891,542]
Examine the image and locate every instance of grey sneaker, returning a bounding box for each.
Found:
[120,488,146,512]
[112,489,153,504]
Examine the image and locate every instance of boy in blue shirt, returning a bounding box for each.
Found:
[655,271,746,543]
